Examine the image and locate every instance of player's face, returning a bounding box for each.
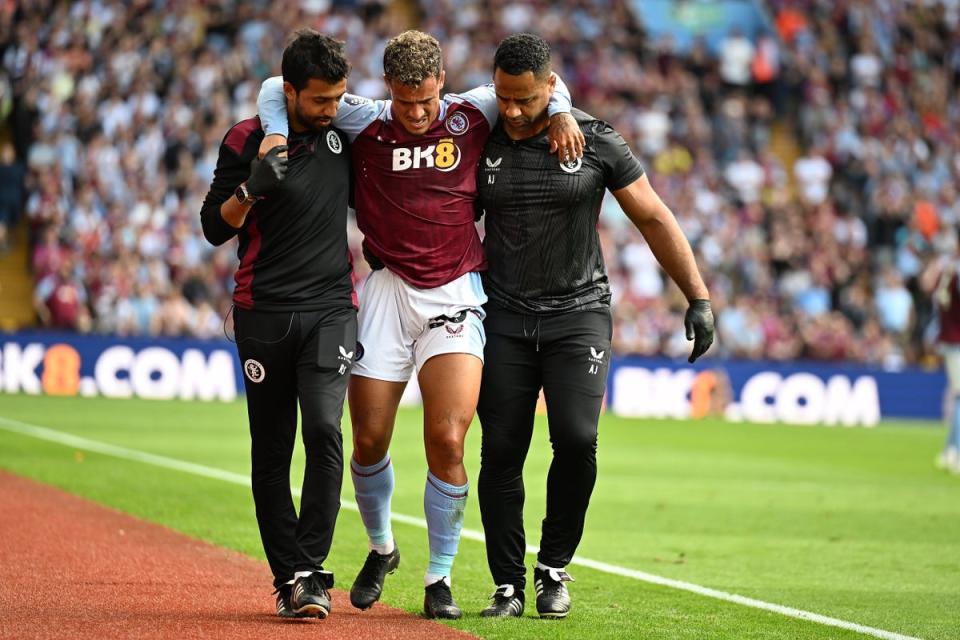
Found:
[285,77,347,132]
[386,71,445,136]
[493,68,555,139]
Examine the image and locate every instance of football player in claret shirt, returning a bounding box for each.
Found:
[199,31,356,620]
[257,30,584,618]
[922,244,960,474]
[474,34,714,619]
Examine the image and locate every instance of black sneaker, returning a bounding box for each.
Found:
[534,567,573,618]
[274,583,316,619]
[350,545,400,610]
[480,584,524,617]
[423,578,462,619]
[291,570,334,618]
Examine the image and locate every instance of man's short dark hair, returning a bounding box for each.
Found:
[282,29,351,92]
[383,30,442,86]
[494,33,551,80]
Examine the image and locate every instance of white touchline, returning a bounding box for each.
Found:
[0,415,921,640]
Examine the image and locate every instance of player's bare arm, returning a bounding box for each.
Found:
[547,111,584,159]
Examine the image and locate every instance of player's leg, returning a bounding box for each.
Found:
[347,374,406,609]
[417,350,481,619]
[410,271,487,619]
[234,308,300,594]
[348,269,414,608]
[477,305,541,617]
[287,308,357,617]
[535,308,612,618]
[941,346,960,472]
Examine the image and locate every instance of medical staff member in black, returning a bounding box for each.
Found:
[200,30,357,620]
[476,34,715,619]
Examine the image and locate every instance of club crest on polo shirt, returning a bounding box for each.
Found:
[327,130,342,154]
[244,359,265,383]
[445,111,469,135]
[560,156,582,174]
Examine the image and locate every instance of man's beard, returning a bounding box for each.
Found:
[295,103,331,132]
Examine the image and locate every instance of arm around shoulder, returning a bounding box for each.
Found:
[257,76,289,138]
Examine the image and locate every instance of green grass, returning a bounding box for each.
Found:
[0,394,957,639]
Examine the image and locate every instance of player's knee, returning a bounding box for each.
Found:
[425,431,465,467]
[353,430,390,461]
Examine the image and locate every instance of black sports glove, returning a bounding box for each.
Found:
[684,299,715,363]
[247,145,288,196]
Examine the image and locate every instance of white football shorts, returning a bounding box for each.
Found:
[352,268,487,382]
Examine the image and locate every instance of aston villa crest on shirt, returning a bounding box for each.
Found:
[327,131,342,154]
[560,156,582,174]
[445,111,469,135]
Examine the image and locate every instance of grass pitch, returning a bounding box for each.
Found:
[0,394,956,639]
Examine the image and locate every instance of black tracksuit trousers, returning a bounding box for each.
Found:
[477,304,612,590]
[234,306,356,588]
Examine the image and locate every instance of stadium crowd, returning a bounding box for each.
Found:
[2,0,958,368]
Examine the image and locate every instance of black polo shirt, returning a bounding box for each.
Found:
[200,116,355,311]
[477,108,644,314]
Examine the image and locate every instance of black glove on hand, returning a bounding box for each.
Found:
[684,299,715,364]
[247,145,288,196]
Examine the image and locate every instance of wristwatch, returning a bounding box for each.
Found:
[234,182,262,205]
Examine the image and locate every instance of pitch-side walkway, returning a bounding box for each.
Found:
[0,471,475,640]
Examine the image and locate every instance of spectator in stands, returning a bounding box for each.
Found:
[0,142,25,253]
[794,143,833,205]
[719,27,755,90]
[875,268,914,336]
[34,257,91,332]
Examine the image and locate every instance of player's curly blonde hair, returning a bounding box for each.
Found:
[383,30,442,85]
